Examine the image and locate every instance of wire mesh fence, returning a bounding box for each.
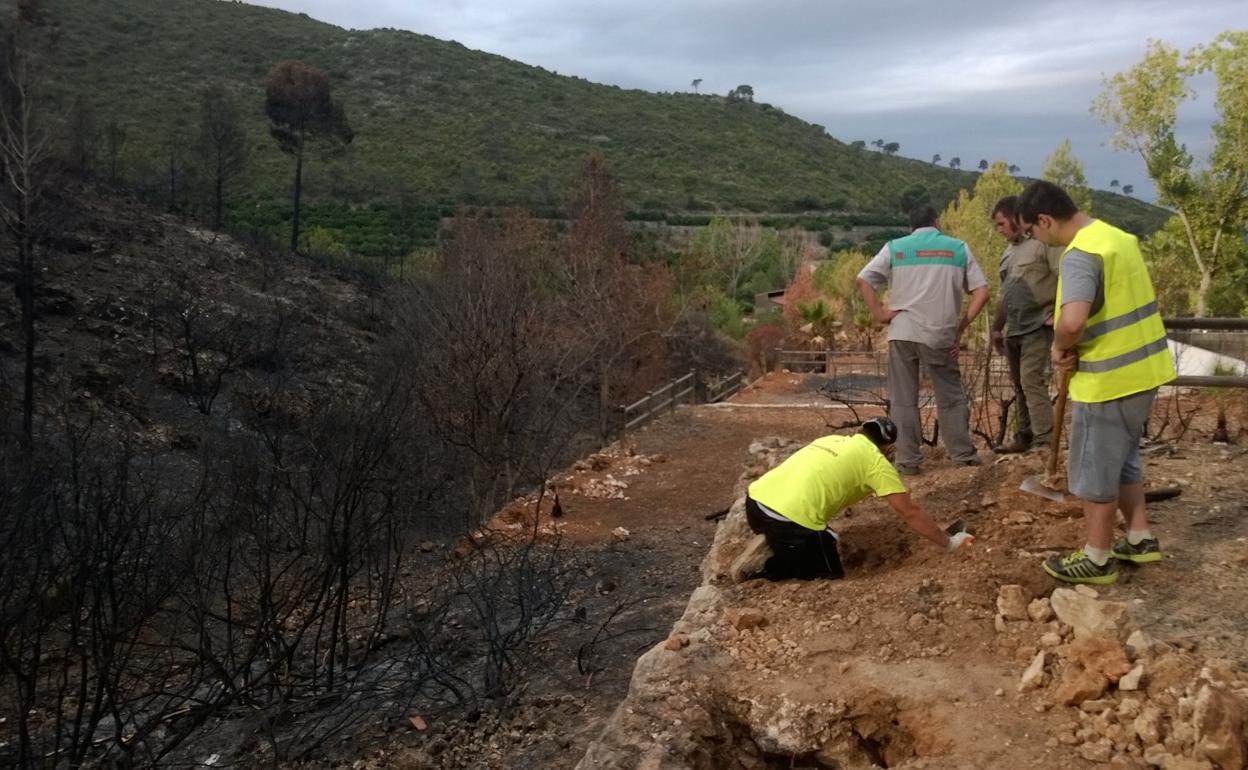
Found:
[777,317,1248,447]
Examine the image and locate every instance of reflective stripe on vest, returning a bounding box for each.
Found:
[1055,220,1175,403]
[1081,299,1158,341]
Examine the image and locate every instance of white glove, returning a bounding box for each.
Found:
[947,532,975,552]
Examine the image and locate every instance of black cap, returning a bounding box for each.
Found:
[861,416,898,447]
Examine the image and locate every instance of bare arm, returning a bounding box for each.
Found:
[961,286,990,332]
[884,492,952,549]
[990,300,1007,354]
[856,277,897,326]
[951,286,989,355]
[1051,299,1091,371]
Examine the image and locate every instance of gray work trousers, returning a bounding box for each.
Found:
[887,339,979,471]
[1005,327,1054,447]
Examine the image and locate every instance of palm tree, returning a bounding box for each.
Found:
[931,153,941,165]
[977,159,989,171]
[691,78,702,94]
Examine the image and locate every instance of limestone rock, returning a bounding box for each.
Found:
[664,633,690,651]
[612,526,631,541]
[1069,638,1134,683]
[1006,510,1035,525]
[726,607,767,631]
[1193,684,1247,770]
[1120,664,1145,692]
[1108,754,1148,770]
[728,535,773,583]
[1051,588,1132,641]
[1019,651,1048,692]
[1081,698,1116,713]
[1134,706,1163,746]
[1080,737,1114,763]
[1126,629,1159,658]
[1028,597,1055,623]
[1057,664,1110,706]
[997,584,1030,621]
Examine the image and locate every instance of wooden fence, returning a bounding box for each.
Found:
[618,369,747,434]
[705,370,747,404]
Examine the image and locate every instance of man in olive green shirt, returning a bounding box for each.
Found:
[744,417,973,580]
[989,195,1059,453]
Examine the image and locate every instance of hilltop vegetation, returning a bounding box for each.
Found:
[45,0,1164,235]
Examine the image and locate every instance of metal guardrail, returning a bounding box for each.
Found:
[1163,317,1248,331]
[1164,317,1248,389]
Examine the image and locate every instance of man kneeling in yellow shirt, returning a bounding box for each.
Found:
[745,417,973,580]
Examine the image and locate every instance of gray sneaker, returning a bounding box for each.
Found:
[1043,549,1120,585]
[1112,538,1162,564]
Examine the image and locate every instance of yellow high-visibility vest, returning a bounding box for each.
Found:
[747,434,905,531]
[1055,220,1175,403]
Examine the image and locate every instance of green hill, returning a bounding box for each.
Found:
[43,0,1167,233]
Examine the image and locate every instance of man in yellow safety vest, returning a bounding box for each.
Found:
[744,416,974,580]
[1018,181,1175,585]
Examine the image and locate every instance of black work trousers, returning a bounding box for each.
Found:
[744,497,844,580]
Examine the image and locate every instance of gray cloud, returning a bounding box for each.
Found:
[250,0,1244,201]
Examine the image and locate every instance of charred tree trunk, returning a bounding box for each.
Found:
[289,137,304,252]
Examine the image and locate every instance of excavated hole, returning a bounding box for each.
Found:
[700,708,917,770]
[837,522,915,573]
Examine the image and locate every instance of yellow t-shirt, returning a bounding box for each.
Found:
[747,434,907,531]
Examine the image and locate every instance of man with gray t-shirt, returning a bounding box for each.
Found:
[856,206,989,475]
[1017,181,1175,585]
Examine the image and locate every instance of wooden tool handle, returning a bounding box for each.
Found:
[1046,369,1073,478]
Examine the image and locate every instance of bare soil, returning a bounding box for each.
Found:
[350,373,1248,769]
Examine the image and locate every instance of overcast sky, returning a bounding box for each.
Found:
[250,0,1244,202]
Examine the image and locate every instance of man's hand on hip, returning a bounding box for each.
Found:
[874,307,899,326]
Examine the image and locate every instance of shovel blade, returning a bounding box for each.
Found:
[1020,474,1067,503]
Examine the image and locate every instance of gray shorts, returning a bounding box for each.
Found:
[1068,388,1156,503]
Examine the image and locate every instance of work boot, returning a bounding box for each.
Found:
[1042,549,1119,585]
[955,455,983,467]
[1112,538,1163,564]
[729,534,774,582]
[993,437,1032,454]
